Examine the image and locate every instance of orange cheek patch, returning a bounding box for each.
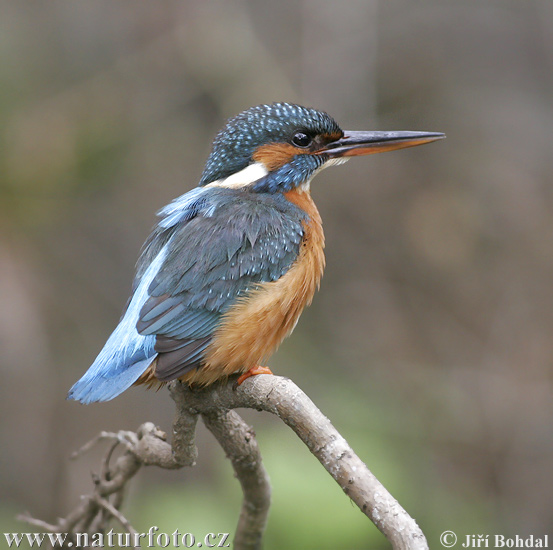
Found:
[252,143,305,171]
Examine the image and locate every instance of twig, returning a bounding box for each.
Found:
[16,513,60,532]
[70,430,138,460]
[19,375,427,550]
[95,496,139,540]
[201,410,271,550]
[169,376,429,550]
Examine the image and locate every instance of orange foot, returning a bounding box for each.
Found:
[236,365,274,386]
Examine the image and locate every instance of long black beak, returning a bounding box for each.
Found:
[320,130,445,158]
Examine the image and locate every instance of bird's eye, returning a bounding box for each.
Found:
[292,131,312,148]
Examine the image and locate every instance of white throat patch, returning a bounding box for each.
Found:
[296,157,350,193]
[206,162,269,189]
[205,156,349,193]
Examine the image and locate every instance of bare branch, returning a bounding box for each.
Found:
[16,513,60,532]
[70,430,138,460]
[164,404,199,467]
[94,496,139,539]
[19,375,427,550]
[202,410,271,550]
[169,376,428,550]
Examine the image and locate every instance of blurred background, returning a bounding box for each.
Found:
[1,1,552,548]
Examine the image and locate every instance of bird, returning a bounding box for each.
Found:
[68,102,444,404]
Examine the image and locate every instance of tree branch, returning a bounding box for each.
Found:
[19,375,427,550]
[201,410,271,550]
[169,376,428,550]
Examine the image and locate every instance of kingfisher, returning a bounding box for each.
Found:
[68,103,443,404]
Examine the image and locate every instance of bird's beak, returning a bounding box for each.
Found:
[320,130,445,158]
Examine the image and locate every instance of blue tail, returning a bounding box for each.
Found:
[67,325,156,404]
[68,244,170,404]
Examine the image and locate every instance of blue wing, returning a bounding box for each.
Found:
[66,244,168,404]
[68,187,209,404]
[137,188,306,381]
[68,186,306,403]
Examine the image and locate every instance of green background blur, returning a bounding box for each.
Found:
[1,1,552,548]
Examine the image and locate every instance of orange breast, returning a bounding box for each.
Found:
[180,188,325,385]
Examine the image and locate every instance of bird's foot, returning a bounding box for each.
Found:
[235,365,274,387]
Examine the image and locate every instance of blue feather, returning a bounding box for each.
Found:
[157,187,214,229]
[67,243,170,404]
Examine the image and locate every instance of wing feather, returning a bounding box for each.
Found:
[136,188,306,381]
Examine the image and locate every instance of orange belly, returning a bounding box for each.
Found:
[179,188,325,385]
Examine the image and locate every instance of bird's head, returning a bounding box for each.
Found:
[199,102,444,193]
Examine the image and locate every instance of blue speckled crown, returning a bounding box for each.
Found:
[199,103,342,185]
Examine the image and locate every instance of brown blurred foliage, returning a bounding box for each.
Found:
[1,1,552,547]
